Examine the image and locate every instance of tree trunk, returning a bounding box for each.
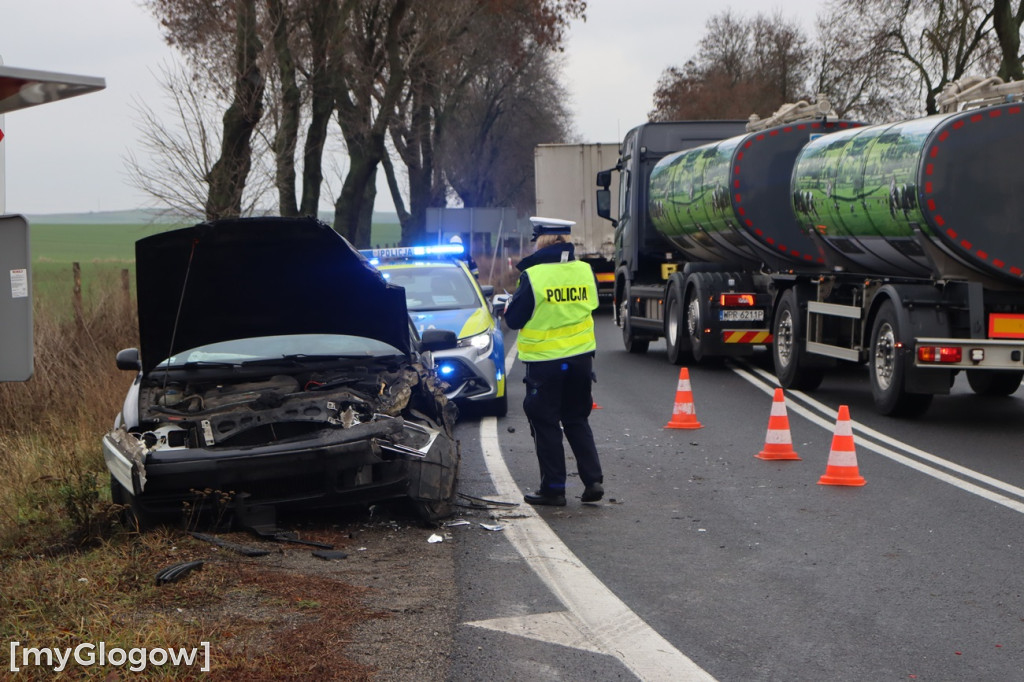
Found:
[994,0,1024,82]
[269,0,299,217]
[205,0,264,221]
[300,0,339,218]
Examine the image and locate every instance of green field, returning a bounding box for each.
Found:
[29,220,403,264]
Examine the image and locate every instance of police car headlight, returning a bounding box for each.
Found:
[459,331,493,356]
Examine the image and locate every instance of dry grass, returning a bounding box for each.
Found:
[0,265,396,680]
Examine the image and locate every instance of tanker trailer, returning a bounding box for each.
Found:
[775,95,1024,415]
[599,81,1024,416]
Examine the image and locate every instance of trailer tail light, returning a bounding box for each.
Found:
[720,293,755,306]
[917,346,963,363]
[595,272,615,283]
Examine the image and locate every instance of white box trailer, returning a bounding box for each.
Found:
[534,143,620,302]
[0,60,104,382]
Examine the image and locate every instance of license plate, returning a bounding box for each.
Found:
[720,309,764,322]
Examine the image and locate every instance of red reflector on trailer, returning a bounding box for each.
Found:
[720,293,755,306]
[918,346,962,363]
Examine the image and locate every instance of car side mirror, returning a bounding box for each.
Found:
[420,329,458,352]
[480,284,494,297]
[115,348,142,371]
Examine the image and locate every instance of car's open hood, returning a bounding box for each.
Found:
[135,217,411,374]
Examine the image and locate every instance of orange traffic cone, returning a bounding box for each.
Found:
[756,388,800,460]
[817,405,866,486]
[664,368,703,429]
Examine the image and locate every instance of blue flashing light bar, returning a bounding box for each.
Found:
[361,244,465,261]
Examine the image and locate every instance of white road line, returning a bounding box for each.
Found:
[730,361,1024,514]
[467,344,716,682]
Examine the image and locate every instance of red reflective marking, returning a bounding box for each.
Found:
[1011,106,1021,114]
[961,240,972,250]
[946,228,957,239]
[935,215,945,226]
[977,250,988,260]
[734,165,741,174]
[783,127,792,133]
[938,131,949,141]
[797,124,807,130]
[734,180,740,188]
[929,146,939,158]
[804,253,813,261]
[735,194,743,204]
[778,244,787,252]
[994,259,1005,268]
[737,206,746,216]
[927,199,936,210]
[745,219,754,228]
[737,151,744,161]
[971,114,983,122]
[757,134,765,141]
[754,228,763,236]
[926,163,934,175]
[766,237,775,245]
[744,140,753,148]
[1013,266,1023,276]
[953,120,965,129]
[811,122,821,128]
[991,109,1002,118]
[770,130,778,136]
[925,182,933,193]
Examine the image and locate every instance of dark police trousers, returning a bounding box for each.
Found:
[522,353,603,493]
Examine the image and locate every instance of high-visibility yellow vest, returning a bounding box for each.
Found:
[517,260,598,362]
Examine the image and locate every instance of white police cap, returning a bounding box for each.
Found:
[529,216,575,241]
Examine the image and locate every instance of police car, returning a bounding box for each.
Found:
[363,244,507,417]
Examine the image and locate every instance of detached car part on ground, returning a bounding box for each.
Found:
[365,247,508,417]
[103,217,460,527]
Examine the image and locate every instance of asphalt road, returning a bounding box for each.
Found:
[448,311,1024,681]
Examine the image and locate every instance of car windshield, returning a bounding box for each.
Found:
[381,263,481,312]
[155,333,405,368]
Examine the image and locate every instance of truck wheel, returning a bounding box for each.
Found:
[870,300,933,416]
[621,281,649,354]
[772,289,824,391]
[664,280,691,365]
[966,369,1023,396]
[686,274,708,362]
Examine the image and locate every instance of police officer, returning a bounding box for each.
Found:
[504,217,603,506]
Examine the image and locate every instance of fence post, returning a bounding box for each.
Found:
[72,262,85,335]
[121,269,130,317]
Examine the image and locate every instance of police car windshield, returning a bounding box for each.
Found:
[382,264,480,312]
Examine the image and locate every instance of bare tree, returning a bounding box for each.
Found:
[840,0,1000,114]
[650,10,812,121]
[125,63,273,218]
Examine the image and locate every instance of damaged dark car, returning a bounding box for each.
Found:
[103,217,460,527]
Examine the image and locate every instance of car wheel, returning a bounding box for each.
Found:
[487,393,509,418]
[109,474,155,532]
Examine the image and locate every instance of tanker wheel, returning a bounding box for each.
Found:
[621,281,649,355]
[966,369,1024,396]
[870,300,933,417]
[664,280,691,365]
[685,274,711,363]
[772,289,823,391]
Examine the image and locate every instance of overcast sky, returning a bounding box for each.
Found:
[0,0,824,216]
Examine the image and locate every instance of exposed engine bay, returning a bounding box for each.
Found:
[126,362,454,450]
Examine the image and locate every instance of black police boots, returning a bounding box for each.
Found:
[524,489,567,507]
